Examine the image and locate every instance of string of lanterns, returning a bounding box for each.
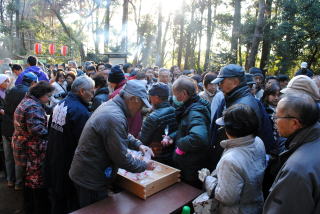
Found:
[34,43,69,56]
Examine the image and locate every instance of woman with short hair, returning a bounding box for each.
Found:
[51,70,67,107]
[12,81,54,214]
[197,104,266,214]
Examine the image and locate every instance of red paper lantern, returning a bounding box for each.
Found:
[34,43,42,55]
[61,45,68,56]
[48,44,56,55]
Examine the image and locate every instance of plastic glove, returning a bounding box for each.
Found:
[198,168,210,182]
[139,145,155,158]
[161,135,173,147]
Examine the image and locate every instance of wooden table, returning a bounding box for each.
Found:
[71,182,202,214]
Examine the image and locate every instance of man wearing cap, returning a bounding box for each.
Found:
[295,62,313,78]
[209,64,274,169]
[69,80,155,208]
[1,72,38,190]
[249,67,265,99]
[139,83,177,165]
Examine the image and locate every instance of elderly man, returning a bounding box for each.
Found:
[69,80,155,208]
[263,94,320,214]
[45,76,94,214]
[158,69,173,96]
[165,76,210,188]
[210,64,274,169]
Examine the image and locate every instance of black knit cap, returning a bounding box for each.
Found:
[108,65,125,83]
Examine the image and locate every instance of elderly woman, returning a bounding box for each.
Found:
[197,104,266,214]
[12,81,54,214]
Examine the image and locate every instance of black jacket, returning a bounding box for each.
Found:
[170,95,211,184]
[139,101,177,164]
[209,84,275,169]
[91,87,109,111]
[2,83,30,137]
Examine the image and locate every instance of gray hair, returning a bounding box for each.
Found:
[68,61,77,68]
[172,76,196,96]
[71,75,95,93]
[279,94,319,127]
[159,69,170,76]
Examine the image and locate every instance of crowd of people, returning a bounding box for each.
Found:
[0,56,319,214]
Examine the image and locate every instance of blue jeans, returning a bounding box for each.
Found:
[2,136,25,185]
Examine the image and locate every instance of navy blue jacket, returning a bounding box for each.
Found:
[45,93,90,195]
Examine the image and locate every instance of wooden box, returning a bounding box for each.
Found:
[117,161,181,199]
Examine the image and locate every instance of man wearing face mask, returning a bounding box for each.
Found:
[164,76,211,188]
[69,80,155,208]
[45,76,95,214]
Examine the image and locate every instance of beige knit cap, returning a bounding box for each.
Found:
[281,75,320,101]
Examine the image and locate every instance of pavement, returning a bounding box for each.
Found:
[0,172,24,214]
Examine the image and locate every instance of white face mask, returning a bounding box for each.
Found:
[108,85,114,93]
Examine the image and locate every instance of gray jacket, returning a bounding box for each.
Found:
[69,95,147,191]
[263,122,320,214]
[205,135,266,214]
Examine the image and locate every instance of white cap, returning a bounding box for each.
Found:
[301,62,308,69]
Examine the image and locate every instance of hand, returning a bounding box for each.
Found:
[146,160,155,170]
[161,135,173,147]
[139,145,154,158]
[0,109,4,115]
[198,168,210,182]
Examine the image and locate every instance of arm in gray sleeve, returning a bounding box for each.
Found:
[128,134,142,151]
[101,120,146,173]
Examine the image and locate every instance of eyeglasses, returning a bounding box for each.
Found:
[272,116,298,121]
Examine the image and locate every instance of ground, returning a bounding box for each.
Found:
[0,173,24,214]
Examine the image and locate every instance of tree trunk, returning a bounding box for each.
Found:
[50,4,86,60]
[204,0,212,71]
[308,46,318,68]
[177,1,185,70]
[184,1,196,70]
[197,9,204,71]
[230,0,241,64]
[94,9,100,54]
[104,0,111,53]
[246,0,266,70]
[260,0,273,71]
[121,0,129,52]
[160,16,171,67]
[0,0,4,23]
[155,1,162,66]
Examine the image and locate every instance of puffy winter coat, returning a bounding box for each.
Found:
[139,101,177,164]
[15,66,49,86]
[170,95,211,184]
[205,135,266,214]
